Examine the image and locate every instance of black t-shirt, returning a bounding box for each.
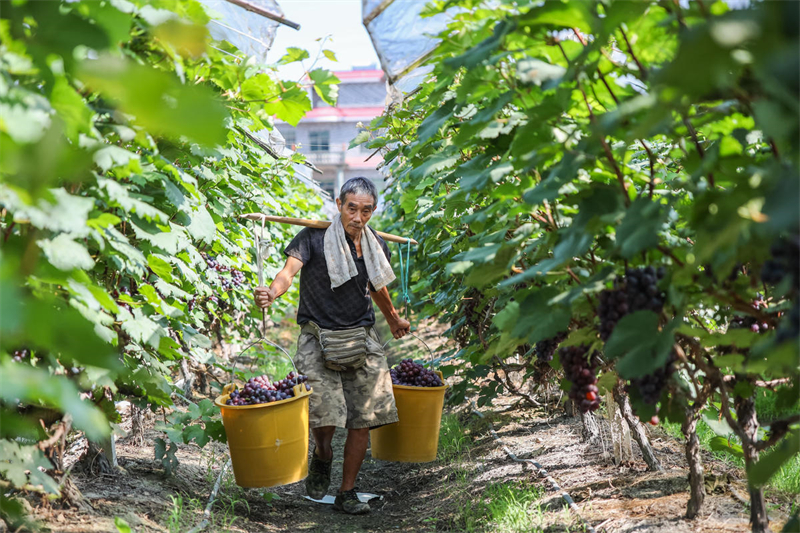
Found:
[284,227,391,330]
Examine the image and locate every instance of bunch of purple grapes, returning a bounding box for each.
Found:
[730,315,771,333]
[12,348,30,363]
[559,345,600,413]
[625,266,666,313]
[535,332,568,362]
[598,287,628,341]
[225,371,310,406]
[627,350,677,405]
[729,294,771,333]
[204,254,247,291]
[220,269,246,291]
[390,359,443,387]
[598,267,666,340]
[204,254,230,273]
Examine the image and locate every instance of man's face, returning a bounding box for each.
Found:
[336,193,375,237]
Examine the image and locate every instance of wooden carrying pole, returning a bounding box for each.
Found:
[240,214,418,245]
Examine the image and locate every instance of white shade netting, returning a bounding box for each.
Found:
[201,0,283,62]
[363,0,454,92]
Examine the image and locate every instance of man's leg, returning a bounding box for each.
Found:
[340,427,369,492]
[294,330,346,500]
[306,426,335,499]
[312,426,336,460]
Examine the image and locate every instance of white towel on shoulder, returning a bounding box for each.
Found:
[323,214,396,291]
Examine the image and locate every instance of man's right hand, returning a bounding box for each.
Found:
[255,286,276,309]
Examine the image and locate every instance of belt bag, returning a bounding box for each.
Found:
[308,322,368,372]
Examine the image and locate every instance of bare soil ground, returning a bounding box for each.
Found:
[22,389,795,533]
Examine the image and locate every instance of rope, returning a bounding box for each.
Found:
[397,240,412,320]
[186,458,232,533]
[470,402,596,533]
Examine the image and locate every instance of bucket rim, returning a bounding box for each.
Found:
[389,370,447,391]
[391,383,448,391]
[215,383,312,410]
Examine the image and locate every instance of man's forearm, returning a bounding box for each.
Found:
[269,271,294,300]
[371,286,401,323]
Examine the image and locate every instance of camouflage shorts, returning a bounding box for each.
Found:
[293,325,398,430]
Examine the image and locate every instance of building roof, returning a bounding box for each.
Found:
[302,106,385,122]
[333,69,385,82]
[345,155,379,170]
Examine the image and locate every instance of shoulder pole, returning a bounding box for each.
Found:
[239,213,418,245]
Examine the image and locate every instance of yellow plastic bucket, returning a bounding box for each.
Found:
[215,383,312,488]
[370,371,446,462]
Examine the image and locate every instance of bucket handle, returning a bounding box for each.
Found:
[229,336,297,386]
[382,331,435,366]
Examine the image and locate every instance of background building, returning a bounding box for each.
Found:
[276,67,387,202]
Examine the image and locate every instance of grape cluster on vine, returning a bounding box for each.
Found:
[390,359,443,387]
[558,345,600,413]
[627,350,677,405]
[535,332,568,362]
[187,295,218,311]
[225,371,309,406]
[204,254,246,291]
[598,267,666,340]
[625,266,666,312]
[598,288,628,341]
[729,294,771,333]
[204,254,228,273]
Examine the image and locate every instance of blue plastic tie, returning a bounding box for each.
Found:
[398,240,412,310]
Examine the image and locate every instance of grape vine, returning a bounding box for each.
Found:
[356,1,799,529]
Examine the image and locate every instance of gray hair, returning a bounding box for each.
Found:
[339,177,378,206]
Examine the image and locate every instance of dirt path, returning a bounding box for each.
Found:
[28,389,795,533]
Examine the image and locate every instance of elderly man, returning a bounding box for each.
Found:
[255,177,410,515]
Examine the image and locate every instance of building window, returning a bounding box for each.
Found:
[309,131,330,152]
[282,129,296,150]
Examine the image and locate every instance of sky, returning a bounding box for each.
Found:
[269,0,381,79]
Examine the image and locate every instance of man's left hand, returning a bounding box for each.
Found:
[390,317,411,339]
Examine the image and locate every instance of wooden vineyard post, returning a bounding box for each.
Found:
[735,394,770,533]
[683,412,705,519]
[613,381,663,472]
[606,389,633,465]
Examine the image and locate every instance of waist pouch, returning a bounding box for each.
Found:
[305,322,370,372]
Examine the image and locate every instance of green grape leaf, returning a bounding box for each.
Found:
[0,363,111,441]
[709,436,744,460]
[615,198,667,259]
[308,69,340,106]
[37,234,95,271]
[278,47,310,65]
[263,86,312,127]
[77,55,227,146]
[147,254,174,282]
[349,130,370,149]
